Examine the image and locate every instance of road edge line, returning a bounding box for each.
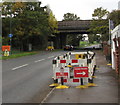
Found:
[40,87,55,104]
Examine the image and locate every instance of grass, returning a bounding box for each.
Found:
[1,51,39,60]
[79,41,99,48]
[0,49,62,60]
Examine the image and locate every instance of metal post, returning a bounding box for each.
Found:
[10,4,12,55]
[61,77,64,85]
[10,38,12,55]
[80,78,84,85]
[109,19,112,63]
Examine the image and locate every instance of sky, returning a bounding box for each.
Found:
[40,0,119,21]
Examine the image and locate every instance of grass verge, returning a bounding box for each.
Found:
[0,51,40,60]
[0,49,62,60]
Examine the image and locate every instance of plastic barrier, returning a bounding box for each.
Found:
[50,51,97,89]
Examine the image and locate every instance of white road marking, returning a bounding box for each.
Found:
[48,56,54,59]
[12,64,28,70]
[40,87,55,103]
[34,59,45,63]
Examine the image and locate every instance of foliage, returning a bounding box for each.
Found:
[46,6,58,34]
[107,10,120,27]
[89,7,109,42]
[62,13,80,21]
[88,34,101,43]
[92,7,109,20]
[2,2,57,51]
[67,34,83,46]
[79,41,88,47]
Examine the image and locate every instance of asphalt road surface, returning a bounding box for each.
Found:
[85,44,101,49]
[41,50,119,104]
[2,51,68,103]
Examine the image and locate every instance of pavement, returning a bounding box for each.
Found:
[41,50,119,104]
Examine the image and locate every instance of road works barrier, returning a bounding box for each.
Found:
[2,46,10,56]
[49,51,97,89]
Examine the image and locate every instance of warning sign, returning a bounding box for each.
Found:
[74,67,88,78]
[55,67,69,79]
[56,72,69,78]
[2,46,11,51]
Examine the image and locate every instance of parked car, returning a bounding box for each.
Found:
[64,45,73,51]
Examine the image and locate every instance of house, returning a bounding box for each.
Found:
[111,24,120,75]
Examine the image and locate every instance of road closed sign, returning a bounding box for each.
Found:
[74,67,88,78]
[55,67,70,79]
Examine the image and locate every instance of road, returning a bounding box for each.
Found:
[85,44,101,48]
[2,49,119,104]
[2,51,67,103]
[41,50,118,104]
[85,44,101,49]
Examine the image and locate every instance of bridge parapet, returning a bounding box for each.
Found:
[58,20,92,34]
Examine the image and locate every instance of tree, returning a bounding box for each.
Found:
[108,10,120,27]
[62,13,80,21]
[92,7,109,20]
[66,34,83,46]
[88,7,109,42]
[2,2,57,51]
[46,5,58,34]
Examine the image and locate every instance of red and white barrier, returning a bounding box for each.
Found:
[51,51,96,87]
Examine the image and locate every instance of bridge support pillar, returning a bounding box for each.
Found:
[54,34,61,49]
[60,34,67,49]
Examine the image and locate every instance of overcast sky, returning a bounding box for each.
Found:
[40,0,119,21]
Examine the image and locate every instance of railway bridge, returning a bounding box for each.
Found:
[50,20,92,48]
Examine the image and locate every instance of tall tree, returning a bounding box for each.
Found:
[107,10,120,27]
[46,5,58,34]
[2,2,57,51]
[92,7,109,20]
[63,13,80,21]
[88,7,109,42]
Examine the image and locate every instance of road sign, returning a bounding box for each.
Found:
[56,72,69,78]
[55,67,69,79]
[2,46,11,51]
[74,67,88,77]
[8,34,13,38]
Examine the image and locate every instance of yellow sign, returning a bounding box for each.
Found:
[75,54,85,59]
